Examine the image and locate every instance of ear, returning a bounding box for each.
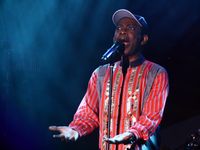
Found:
[141,35,149,45]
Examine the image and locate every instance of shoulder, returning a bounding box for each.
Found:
[143,60,169,87]
[93,64,109,76]
[94,61,120,76]
[144,60,168,74]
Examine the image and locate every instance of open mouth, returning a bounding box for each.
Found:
[117,38,130,48]
[119,38,129,46]
[120,41,129,49]
[123,41,129,46]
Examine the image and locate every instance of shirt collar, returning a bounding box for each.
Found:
[120,55,145,67]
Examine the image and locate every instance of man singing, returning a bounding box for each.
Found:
[49,9,169,150]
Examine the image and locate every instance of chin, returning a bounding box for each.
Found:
[124,49,134,56]
[124,48,131,55]
[124,46,141,57]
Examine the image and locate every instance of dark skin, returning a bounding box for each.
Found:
[49,17,149,145]
[113,17,148,63]
[104,17,149,144]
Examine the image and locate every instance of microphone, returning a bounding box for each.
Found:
[101,41,125,62]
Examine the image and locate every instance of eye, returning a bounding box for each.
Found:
[127,25,136,31]
[116,26,122,31]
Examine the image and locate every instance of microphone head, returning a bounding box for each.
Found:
[114,41,125,53]
[101,41,125,63]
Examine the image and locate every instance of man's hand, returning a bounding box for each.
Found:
[103,132,136,144]
[49,126,79,142]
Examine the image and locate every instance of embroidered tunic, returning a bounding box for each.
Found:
[69,58,169,150]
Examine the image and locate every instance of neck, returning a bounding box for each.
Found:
[120,53,145,68]
[128,52,142,63]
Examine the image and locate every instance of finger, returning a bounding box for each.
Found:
[68,135,77,141]
[103,137,116,144]
[53,135,70,143]
[49,126,67,132]
[64,134,74,142]
[104,136,128,144]
[113,135,124,142]
[49,126,59,131]
[103,136,109,141]
[68,134,75,141]
[53,134,64,138]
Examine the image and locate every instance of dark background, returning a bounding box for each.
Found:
[0,0,200,149]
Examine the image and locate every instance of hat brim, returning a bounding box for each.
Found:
[112,9,142,27]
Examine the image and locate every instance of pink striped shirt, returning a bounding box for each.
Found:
[69,58,169,150]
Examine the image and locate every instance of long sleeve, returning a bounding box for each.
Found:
[69,69,99,137]
[128,68,169,141]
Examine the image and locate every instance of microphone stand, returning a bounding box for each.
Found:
[102,42,125,150]
[106,62,114,150]
[106,56,129,150]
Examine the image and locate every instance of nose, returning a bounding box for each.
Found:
[119,31,127,41]
[119,28,126,35]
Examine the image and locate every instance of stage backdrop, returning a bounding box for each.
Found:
[0,0,200,149]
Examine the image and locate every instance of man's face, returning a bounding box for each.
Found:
[113,17,143,56]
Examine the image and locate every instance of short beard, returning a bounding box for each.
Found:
[126,45,143,57]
